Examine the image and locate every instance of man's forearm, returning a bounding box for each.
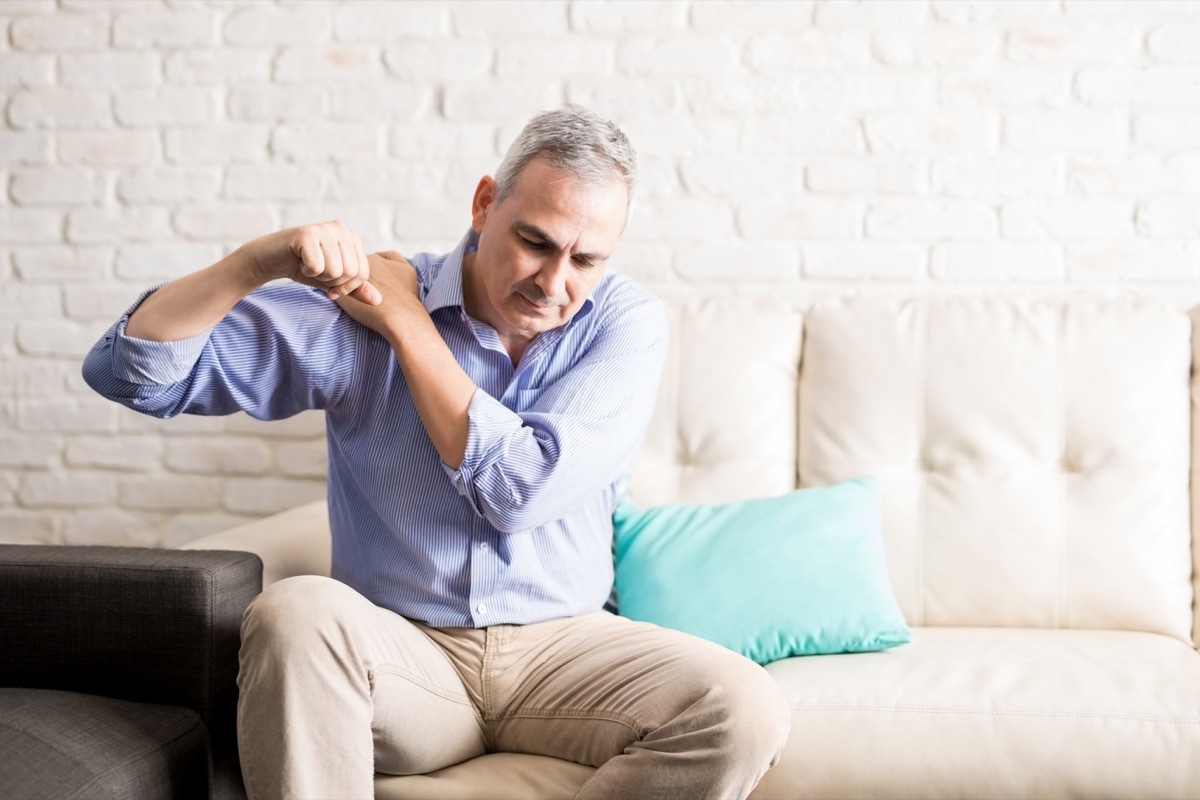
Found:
[125,249,263,342]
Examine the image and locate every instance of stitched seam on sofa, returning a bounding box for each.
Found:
[62,714,207,800]
[789,704,1200,725]
[1057,304,1069,630]
[499,706,644,736]
[918,302,928,625]
[370,665,473,706]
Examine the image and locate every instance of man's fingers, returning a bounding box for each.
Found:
[298,238,324,278]
[346,280,382,306]
[319,238,344,282]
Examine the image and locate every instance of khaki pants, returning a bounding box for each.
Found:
[237,575,791,800]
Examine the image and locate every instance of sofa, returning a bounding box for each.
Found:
[185,295,1200,799]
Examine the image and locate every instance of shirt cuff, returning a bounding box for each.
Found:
[442,389,522,508]
[109,283,214,385]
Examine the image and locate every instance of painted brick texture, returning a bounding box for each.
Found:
[3,0,1200,544]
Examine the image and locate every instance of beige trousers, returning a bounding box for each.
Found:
[237,575,791,800]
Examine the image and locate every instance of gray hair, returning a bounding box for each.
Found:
[494,104,638,222]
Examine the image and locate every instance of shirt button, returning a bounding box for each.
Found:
[479,542,489,551]
[476,603,487,615]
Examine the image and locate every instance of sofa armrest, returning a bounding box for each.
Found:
[181,500,331,587]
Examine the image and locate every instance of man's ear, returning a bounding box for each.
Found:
[470,175,497,233]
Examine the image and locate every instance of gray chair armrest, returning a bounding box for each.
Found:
[0,545,262,800]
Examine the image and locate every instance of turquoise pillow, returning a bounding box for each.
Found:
[613,476,911,665]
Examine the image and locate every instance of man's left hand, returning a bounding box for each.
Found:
[333,251,421,343]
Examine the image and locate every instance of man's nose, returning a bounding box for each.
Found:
[534,255,570,300]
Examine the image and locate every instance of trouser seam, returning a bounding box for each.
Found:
[502,706,646,737]
[370,664,473,706]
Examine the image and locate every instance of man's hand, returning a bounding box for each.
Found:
[239,220,381,306]
[333,251,420,343]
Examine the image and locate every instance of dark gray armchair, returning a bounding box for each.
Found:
[0,545,262,800]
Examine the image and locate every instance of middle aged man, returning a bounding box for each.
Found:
[83,105,791,799]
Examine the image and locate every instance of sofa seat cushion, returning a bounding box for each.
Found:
[375,752,594,800]
[757,626,1200,800]
[0,687,209,800]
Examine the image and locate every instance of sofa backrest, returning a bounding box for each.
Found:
[629,296,1197,646]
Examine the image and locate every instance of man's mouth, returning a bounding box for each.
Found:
[519,294,556,314]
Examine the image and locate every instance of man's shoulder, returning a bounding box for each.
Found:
[590,271,664,324]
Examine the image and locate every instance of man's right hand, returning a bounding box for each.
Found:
[239,220,382,306]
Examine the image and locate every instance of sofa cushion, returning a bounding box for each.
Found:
[613,476,911,664]
[0,688,209,800]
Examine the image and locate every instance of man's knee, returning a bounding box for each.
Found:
[242,575,365,653]
[698,653,792,766]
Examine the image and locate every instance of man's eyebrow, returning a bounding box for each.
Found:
[512,222,608,262]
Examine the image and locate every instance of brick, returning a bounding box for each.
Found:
[497,40,613,78]
[674,242,799,281]
[680,77,805,115]
[1007,23,1140,61]
[223,5,330,45]
[113,8,218,47]
[941,69,1073,108]
[0,435,61,468]
[1066,155,1168,193]
[873,28,1000,66]
[864,112,999,153]
[1004,111,1127,152]
[162,512,255,548]
[635,157,685,199]
[571,1,687,32]
[114,88,219,126]
[1134,112,1200,147]
[610,243,673,284]
[0,208,62,243]
[803,243,924,280]
[0,284,61,320]
[117,167,220,204]
[66,435,162,471]
[11,13,107,51]
[283,205,392,253]
[8,89,112,130]
[68,207,173,244]
[1148,23,1200,62]
[451,1,567,37]
[328,161,444,201]
[328,83,434,121]
[618,38,737,76]
[932,0,1059,22]
[932,243,1065,282]
[58,130,159,167]
[0,359,68,394]
[0,510,59,545]
[172,206,278,242]
[692,0,814,29]
[443,81,563,120]
[867,199,997,241]
[1062,0,1198,17]
[165,436,272,475]
[62,509,158,546]
[165,125,270,164]
[0,472,15,507]
[803,73,940,109]
[0,131,52,164]
[389,122,498,159]
[64,284,139,320]
[681,155,804,197]
[737,200,864,240]
[383,40,493,81]
[807,157,928,195]
[60,52,161,91]
[223,164,324,202]
[740,114,863,154]
[0,53,53,87]
[335,1,447,40]
[623,198,735,241]
[119,411,226,436]
[60,0,158,9]
[13,246,114,284]
[816,0,926,27]
[1001,199,1134,240]
[392,203,469,242]
[0,1,55,10]
[272,122,381,161]
[165,49,270,85]
[275,440,328,478]
[619,115,739,156]
[224,477,325,515]
[566,79,682,117]
[17,319,108,358]
[931,156,1064,196]
[10,167,106,206]
[1077,67,1200,105]
[116,243,224,281]
[120,474,221,511]
[226,409,326,438]
[747,31,870,71]
[20,470,116,508]
[228,84,324,122]
[1137,197,1200,237]
[274,45,383,83]
[1067,241,1200,283]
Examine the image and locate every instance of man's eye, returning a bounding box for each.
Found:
[521,237,545,251]
[573,256,595,269]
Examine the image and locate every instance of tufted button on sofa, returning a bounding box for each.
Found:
[187,296,1200,799]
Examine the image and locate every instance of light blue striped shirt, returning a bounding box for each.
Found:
[83,229,667,627]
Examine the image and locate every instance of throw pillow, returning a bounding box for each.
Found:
[612,476,911,665]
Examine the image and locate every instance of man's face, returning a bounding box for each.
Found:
[464,155,628,349]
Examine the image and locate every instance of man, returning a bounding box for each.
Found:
[83,105,790,799]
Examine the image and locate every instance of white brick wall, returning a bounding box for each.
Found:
[3,0,1200,546]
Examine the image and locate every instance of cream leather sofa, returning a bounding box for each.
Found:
[187,296,1200,799]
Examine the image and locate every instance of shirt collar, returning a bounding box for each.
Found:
[422,227,597,325]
